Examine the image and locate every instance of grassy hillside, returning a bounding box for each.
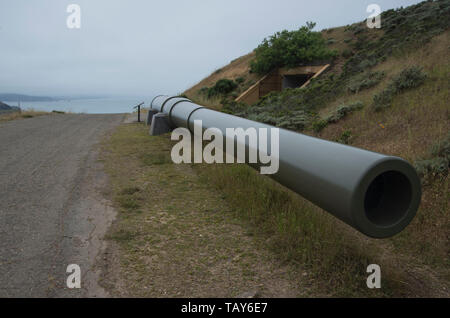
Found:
[178,0,450,296]
[184,52,262,109]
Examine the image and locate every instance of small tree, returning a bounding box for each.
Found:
[250,22,337,75]
[207,79,238,98]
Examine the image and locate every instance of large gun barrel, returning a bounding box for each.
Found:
[149,95,421,238]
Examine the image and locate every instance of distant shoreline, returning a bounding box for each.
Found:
[0,93,110,103]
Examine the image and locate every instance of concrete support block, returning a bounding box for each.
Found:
[146,109,159,126]
[149,113,171,136]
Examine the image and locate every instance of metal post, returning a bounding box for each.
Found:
[133,102,144,123]
[138,105,141,122]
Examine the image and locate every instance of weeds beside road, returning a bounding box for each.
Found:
[100,123,308,297]
[0,109,52,123]
[101,123,449,297]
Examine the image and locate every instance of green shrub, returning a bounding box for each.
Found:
[221,101,249,115]
[373,88,395,111]
[199,86,209,95]
[372,66,427,111]
[342,48,353,58]
[415,158,449,177]
[347,71,385,93]
[207,79,238,98]
[250,22,337,75]
[414,133,450,178]
[431,134,450,159]
[351,24,366,35]
[312,119,328,132]
[391,66,427,92]
[325,101,364,123]
[275,110,311,131]
[235,77,245,85]
[327,38,336,45]
[337,130,352,144]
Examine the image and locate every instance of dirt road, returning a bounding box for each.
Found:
[0,114,123,297]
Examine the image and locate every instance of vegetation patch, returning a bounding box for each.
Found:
[336,129,353,145]
[222,74,342,131]
[139,152,172,166]
[0,109,51,122]
[347,71,385,93]
[325,101,364,123]
[206,79,238,98]
[415,133,450,179]
[101,124,306,297]
[343,1,450,76]
[196,162,407,297]
[373,66,427,111]
[250,22,337,75]
[312,101,363,132]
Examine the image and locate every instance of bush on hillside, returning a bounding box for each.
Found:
[235,77,245,85]
[391,66,427,92]
[325,101,364,123]
[202,79,238,99]
[373,66,427,111]
[312,119,328,133]
[414,133,450,178]
[341,48,353,58]
[250,22,337,75]
[373,88,396,111]
[246,109,311,131]
[311,101,364,133]
[347,71,385,93]
[337,130,353,145]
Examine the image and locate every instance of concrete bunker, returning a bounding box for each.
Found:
[235,64,330,105]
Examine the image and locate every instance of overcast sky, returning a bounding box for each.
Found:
[0,0,422,97]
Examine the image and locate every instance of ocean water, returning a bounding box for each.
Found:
[6,98,153,114]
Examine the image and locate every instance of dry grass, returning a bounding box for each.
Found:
[0,109,51,122]
[100,123,310,297]
[183,52,261,106]
[295,30,450,294]
[188,94,223,111]
[174,30,449,297]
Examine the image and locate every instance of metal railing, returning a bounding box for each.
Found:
[133,102,144,122]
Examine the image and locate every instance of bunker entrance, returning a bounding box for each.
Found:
[282,74,312,89]
[235,64,330,105]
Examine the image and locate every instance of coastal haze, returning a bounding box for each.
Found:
[0,0,421,113]
[6,98,148,114]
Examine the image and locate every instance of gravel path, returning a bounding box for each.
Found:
[0,114,124,297]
